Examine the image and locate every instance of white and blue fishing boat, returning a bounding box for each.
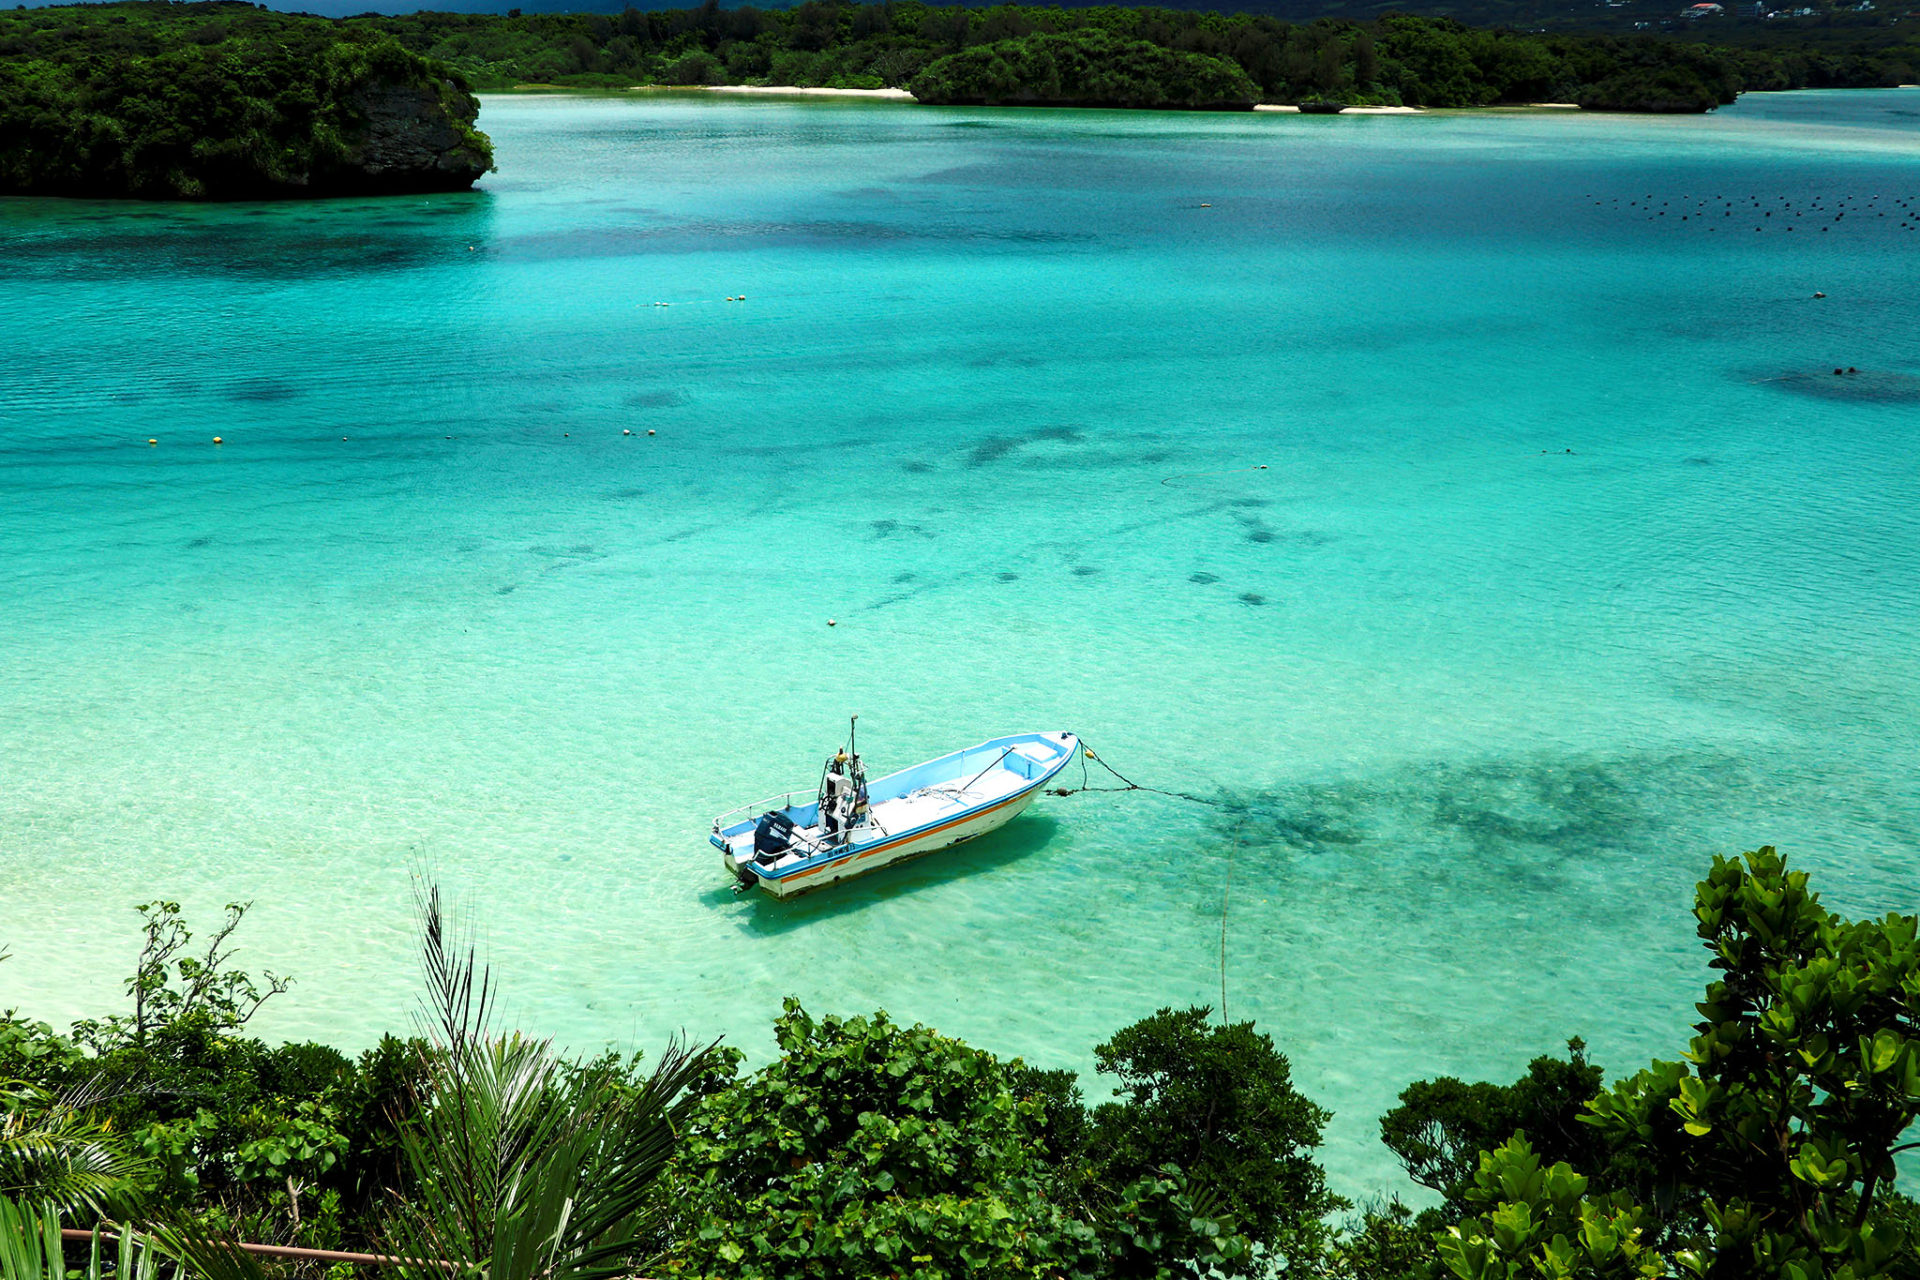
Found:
[713,726,1080,898]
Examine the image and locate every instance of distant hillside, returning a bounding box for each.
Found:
[9,0,1920,36]
[332,0,1915,101]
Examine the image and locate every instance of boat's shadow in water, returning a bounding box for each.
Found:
[700,815,1064,936]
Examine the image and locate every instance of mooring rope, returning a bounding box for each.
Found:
[1220,834,1236,1024]
[1044,740,1239,1022]
[1048,743,1229,808]
[1159,464,1270,487]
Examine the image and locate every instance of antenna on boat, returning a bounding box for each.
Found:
[849,713,858,759]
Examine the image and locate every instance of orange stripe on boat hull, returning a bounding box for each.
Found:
[780,786,1036,883]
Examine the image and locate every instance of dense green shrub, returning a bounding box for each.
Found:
[657,1000,1260,1279]
[1379,1039,1609,1213]
[912,29,1260,108]
[1088,1006,1345,1266]
[1426,848,1920,1279]
[1577,67,1725,112]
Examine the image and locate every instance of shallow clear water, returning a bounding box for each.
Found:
[3,89,1918,1199]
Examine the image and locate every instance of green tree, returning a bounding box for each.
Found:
[1380,1040,1609,1212]
[661,1000,1113,1280]
[1428,848,1920,1279]
[911,29,1259,108]
[659,999,1262,1279]
[74,901,289,1052]
[1089,1006,1346,1271]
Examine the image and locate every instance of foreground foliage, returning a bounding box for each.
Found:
[1431,847,1920,1280]
[658,999,1344,1277]
[2,846,1916,1279]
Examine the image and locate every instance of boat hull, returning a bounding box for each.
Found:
[717,731,1078,898]
[747,781,1044,898]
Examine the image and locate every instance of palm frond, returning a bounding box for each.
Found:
[382,884,717,1280]
[0,1089,145,1217]
[0,1195,172,1280]
[145,1222,275,1280]
[414,879,492,1055]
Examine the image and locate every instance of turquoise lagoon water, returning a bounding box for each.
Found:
[3,89,1919,1198]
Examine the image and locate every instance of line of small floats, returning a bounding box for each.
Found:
[143,428,661,445]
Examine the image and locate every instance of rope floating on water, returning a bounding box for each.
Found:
[1049,743,1228,808]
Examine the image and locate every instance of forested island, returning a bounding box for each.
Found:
[3,0,1918,200]
[4,848,1919,1278]
[0,5,491,198]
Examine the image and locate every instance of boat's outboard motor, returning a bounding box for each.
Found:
[753,810,796,865]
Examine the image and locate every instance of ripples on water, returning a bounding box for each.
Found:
[0,89,1917,1197]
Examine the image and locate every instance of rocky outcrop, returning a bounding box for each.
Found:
[332,78,494,196]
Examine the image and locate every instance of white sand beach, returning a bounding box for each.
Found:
[1254,104,1424,114]
[700,84,915,99]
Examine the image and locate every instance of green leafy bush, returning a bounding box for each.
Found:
[658,1000,1275,1279]
[1380,1039,1609,1212]
[661,1000,1109,1279]
[1422,848,1920,1279]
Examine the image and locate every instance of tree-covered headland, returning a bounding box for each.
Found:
[0,3,492,198]
[3,1,1919,201]
[5,845,1920,1279]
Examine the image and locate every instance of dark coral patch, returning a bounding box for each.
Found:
[968,437,1021,466]
[624,389,687,408]
[228,378,298,402]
